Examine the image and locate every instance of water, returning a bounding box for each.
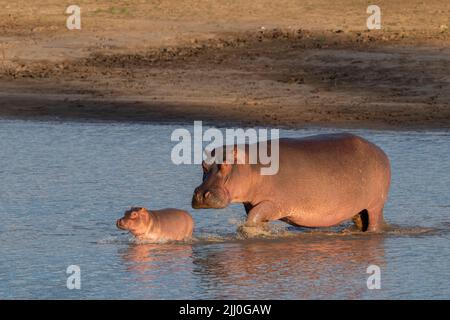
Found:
[0,119,449,299]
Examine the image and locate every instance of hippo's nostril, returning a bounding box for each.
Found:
[204,191,211,199]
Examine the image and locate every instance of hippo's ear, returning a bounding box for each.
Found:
[203,148,216,167]
[218,162,231,172]
[130,211,139,219]
[223,145,246,165]
[202,160,211,173]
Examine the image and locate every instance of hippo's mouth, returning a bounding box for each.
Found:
[191,195,230,209]
[116,219,127,230]
[192,186,231,209]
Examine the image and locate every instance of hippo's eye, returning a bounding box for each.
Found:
[130,212,138,219]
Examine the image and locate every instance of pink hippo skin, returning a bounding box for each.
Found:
[192,133,391,233]
[117,207,194,241]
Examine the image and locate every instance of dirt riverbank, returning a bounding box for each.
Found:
[1,1,449,128]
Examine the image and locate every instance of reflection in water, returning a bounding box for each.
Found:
[192,235,385,299]
[121,242,194,273]
[118,242,204,299]
[117,235,385,299]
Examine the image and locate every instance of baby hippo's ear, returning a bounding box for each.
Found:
[130,211,139,219]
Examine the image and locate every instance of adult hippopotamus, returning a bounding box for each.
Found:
[117,207,194,241]
[192,133,391,232]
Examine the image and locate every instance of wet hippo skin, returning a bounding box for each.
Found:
[192,133,391,233]
[117,207,194,241]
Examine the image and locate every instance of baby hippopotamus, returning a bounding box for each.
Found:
[116,207,194,241]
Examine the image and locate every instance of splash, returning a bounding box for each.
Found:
[100,222,441,246]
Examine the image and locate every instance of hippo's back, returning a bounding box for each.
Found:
[278,133,390,173]
[263,133,391,220]
[153,208,194,240]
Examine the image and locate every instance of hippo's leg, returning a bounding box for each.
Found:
[245,201,283,227]
[367,205,385,232]
[237,201,283,238]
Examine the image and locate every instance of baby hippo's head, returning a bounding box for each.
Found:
[116,207,150,236]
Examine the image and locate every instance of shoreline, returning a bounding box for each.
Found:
[1,94,449,131]
[2,34,449,131]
